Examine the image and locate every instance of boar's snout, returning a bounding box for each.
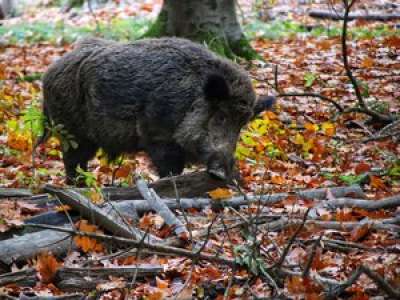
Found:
[206,153,235,182]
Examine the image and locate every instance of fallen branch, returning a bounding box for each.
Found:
[0,188,33,198]
[44,185,161,244]
[109,185,364,213]
[136,179,189,238]
[309,9,400,21]
[0,229,72,265]
[326,265,400,299]
[101,171,227,200]
[0,268,36,287]
[24,224,236,267]
[56,265,163,291]
[262,217,400,233]
[321,194,400,210]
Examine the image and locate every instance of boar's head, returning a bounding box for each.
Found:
[175,72,275,182]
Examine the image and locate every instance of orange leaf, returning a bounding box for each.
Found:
[304,122,318,133]
[271,175,285,185]
[36,252,61,284]
[115,164,133,179]
[208,188,233,200]
[156,276,169,289]
[355,163,371,175]
[147,290,164,300]
[361,57,374,68]
[370,175,387,190]
[350,223,371,242]
[264,111,277,120]
[73,220,104,253]
[286,276,306,293]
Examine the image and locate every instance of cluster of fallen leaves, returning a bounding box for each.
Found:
[0,0,399,299]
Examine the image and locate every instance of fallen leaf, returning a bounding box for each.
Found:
[36,252,61,284]
[208,188,233,200]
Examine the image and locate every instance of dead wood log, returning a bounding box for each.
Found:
[18,293,84,300]
[0,229,72,265]
[25,224,236,267]
[55,265,163,292]
[101,171,227,200]
[309,9,400,21]
[109,185,365,214]
[0,268,36,287]
[0,188,33,198]
[262,217,400,232]
[44,185,161,244]
[322,194,400,210]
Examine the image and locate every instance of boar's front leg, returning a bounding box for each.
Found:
[147,143,185,178]
[62,140,97,185]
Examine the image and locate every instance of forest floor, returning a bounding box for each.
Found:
[0,0,399,299]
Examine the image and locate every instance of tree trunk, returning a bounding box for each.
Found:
[0,0,16,19]
[144,0,257,59]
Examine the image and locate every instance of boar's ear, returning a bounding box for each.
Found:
[204,74,231,102]
[253,95,276,116]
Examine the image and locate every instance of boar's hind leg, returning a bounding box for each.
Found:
[147,143,185,178]
[62,141,97,185]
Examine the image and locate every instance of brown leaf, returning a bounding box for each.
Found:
[355,162,371,175]
[370,175,387,190]
[350,223,371,242]
[36,252,61,284]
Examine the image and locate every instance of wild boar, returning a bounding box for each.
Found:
[41,37,275,184]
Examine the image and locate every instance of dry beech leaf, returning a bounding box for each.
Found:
[73,220,104,253]
[355,162,371,175]
[208,188,233,200]
[370,175,387,190]
[350,223,371,242]
[36,252,61,284]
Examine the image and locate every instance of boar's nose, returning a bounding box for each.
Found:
[207,154,235,182]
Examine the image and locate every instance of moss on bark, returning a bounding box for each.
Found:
[142,3,258,60]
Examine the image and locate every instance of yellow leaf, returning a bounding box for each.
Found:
[321,122,336,136]
[88,189,104,204]
[55,205,72,212]
[294,133,305,145]
[208,188,233,200]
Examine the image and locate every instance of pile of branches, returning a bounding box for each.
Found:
[0,171,399,299]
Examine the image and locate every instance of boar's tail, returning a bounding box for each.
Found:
[253,96,276,116]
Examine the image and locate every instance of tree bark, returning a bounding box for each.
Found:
[0,0,16,19]
[144,0,257,59]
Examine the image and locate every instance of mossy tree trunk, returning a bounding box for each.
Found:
[143,0,258,59]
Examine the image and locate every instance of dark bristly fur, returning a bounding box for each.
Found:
[41,37,275,184]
